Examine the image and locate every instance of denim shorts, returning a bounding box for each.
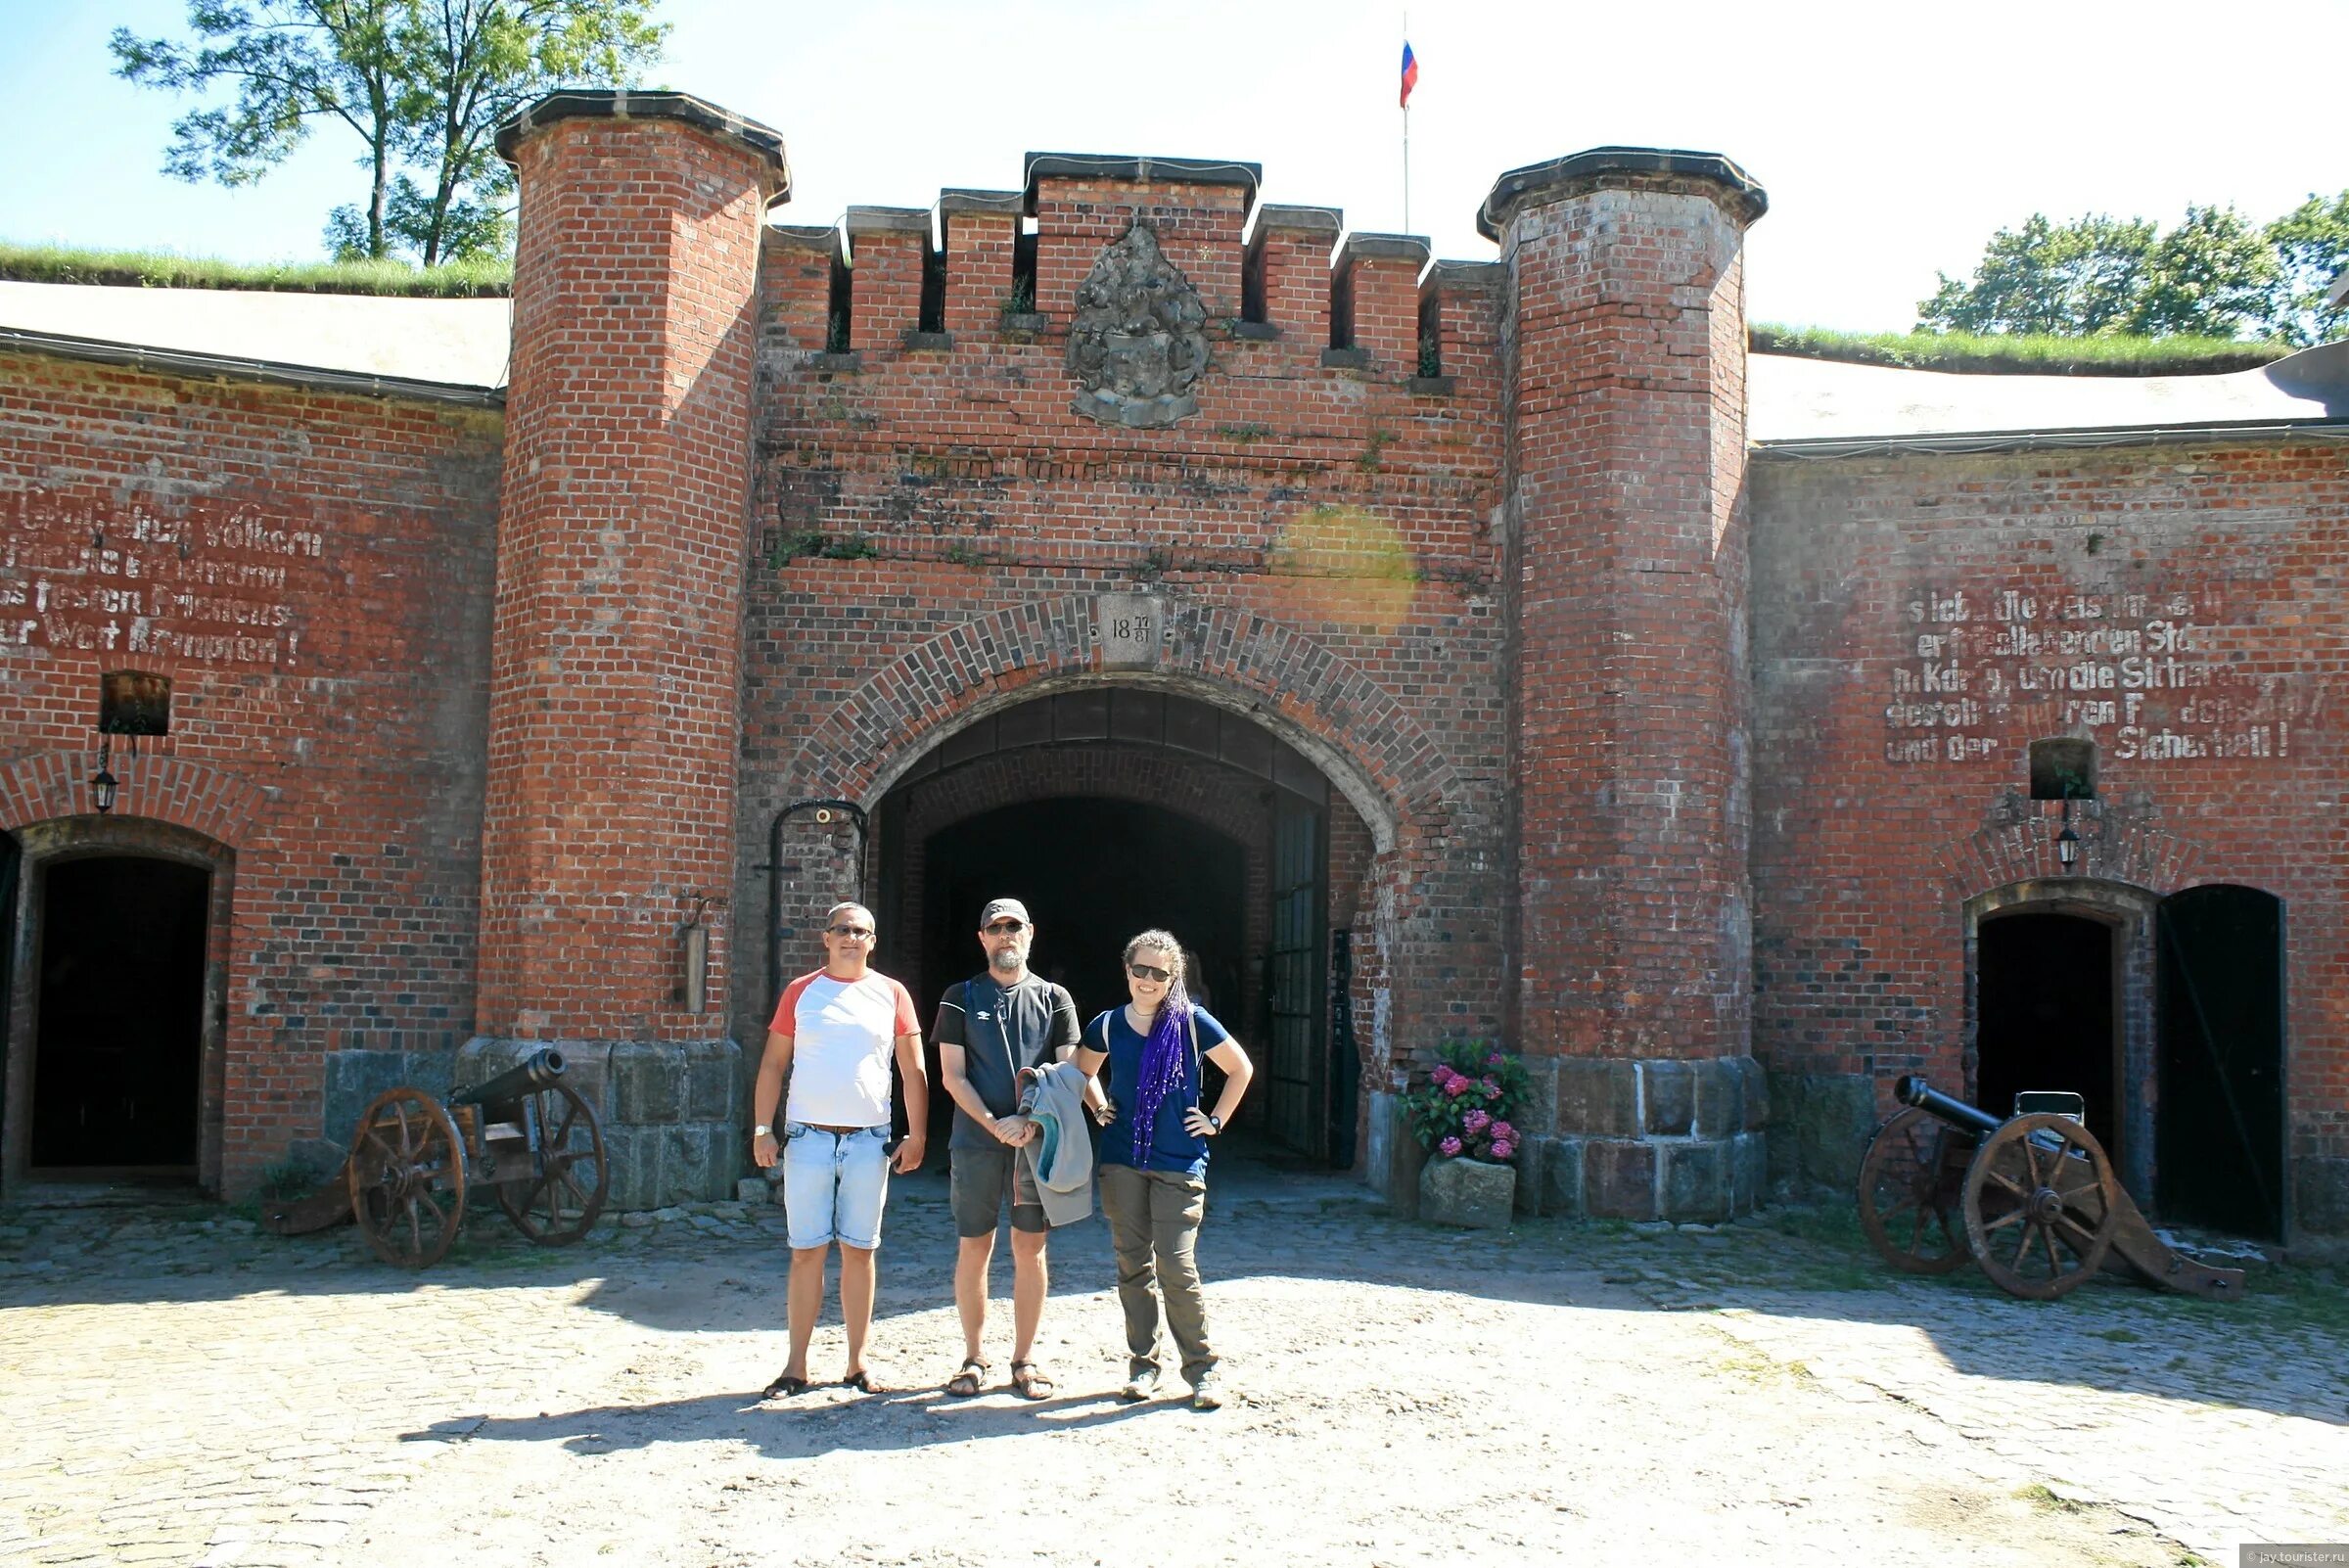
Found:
[782,1122,891,1250]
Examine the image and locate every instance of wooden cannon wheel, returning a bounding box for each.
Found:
[494,1081,610,1245]
[347,1086,468,1268]
[1858,1106,1974,1274]
[1960,1112,2120,1300]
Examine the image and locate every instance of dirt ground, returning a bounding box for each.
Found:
[4,1154,2344,1567]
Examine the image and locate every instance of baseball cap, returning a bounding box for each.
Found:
[980,898,1032,927]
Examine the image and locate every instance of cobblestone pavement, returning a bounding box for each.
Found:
[2,1155,2343,1567]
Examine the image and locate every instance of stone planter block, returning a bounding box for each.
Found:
[1418,1156,1516,1229]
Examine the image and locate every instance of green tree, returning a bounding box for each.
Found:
[1917,213,2155,336]
[2125,204,2276,339]
[113,0,667,265]
[2263,191,2349,346]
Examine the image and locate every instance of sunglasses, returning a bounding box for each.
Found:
[984,919,1027,935]
[1127,962,1172,983]
[826,924,875,939]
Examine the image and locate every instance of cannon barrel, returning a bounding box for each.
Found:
[1894,1075,2004,1139]
[450,1047,566,1108]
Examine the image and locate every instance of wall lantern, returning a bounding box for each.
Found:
[91,737,118,814]
[2027,736,2096,879]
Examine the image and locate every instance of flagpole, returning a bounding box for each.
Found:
[1401,13,1411,233]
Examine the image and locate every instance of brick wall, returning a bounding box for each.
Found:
[1751,438,2349,1230]
[736,162,1513,1097]
[484,112,776,1039]
[0,351,500,1192]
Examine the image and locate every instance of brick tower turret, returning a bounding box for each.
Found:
[1487,150,1770,1221]
[479,92,787,1205]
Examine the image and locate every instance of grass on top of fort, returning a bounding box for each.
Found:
[0,242,2299,377]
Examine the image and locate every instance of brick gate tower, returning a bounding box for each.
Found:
[1487,152,1772,1221]
[477,93,787,1206]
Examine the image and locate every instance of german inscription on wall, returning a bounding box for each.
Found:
[1,494,314,667]
[1885,585,2302,766]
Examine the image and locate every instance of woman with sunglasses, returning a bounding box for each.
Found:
[1074,929,1253,1409]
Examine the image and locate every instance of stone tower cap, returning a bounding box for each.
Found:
[495,89,791,207]
[1477,146,1766,241]
[1022,153,1262,215]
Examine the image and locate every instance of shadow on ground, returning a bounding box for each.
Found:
[8,1147,2344,1429]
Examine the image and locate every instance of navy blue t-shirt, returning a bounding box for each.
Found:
[1083,1004,1232,1177]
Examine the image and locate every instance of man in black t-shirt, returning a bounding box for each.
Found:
[933,897,1082,1400]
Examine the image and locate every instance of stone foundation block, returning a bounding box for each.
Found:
[615,1043,689,1125]
[1537,1135,1585,1216]
[1661,1140,1729,1223]
[1512,1136,1545,1215]
[1731,1130,1767,1214]
[1555,1059,1639,1137]
[1419,1156,1516,1229]
[1692,1059,1744,1138]
[1584,1139,1658,1220]
[1642,1061,1693,1135]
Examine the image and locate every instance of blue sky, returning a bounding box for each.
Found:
[3,0,2344,332]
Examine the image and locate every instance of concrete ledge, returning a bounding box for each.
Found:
[1478,146,1767,240]
[1024,152,1262,212]
[495,89,790,204]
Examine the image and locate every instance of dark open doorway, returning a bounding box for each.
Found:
[2157,885,2285,1240]
[1976,910,2120,1169]
[905,797,1246,1148]
[31,855,209,1171]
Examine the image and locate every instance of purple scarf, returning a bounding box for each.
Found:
[1128,981,1193,1165]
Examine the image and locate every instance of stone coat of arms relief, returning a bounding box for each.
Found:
[1065,219,1210,428]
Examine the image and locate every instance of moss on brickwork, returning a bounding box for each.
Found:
[0,241,511,297]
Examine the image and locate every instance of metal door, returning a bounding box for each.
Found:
[1265,795,1325,1156]
[2156,884,2285,1240]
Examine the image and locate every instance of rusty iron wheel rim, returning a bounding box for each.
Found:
[494,1081,609,1245]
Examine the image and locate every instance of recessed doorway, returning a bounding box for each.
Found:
[30,855,210,1173]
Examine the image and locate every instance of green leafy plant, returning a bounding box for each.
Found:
[999,276,1035,318]
[257,1154,326,1200]
[1401,1040,1532,1163]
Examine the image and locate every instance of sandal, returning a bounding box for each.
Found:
[841,1369,888,1395]
[1008,1360,1055,1401]
[760,1370,810,1399]
[944,1359,989,1398]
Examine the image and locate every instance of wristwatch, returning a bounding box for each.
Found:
[754,1124,771,1137]
[1206,1114,1222,1133]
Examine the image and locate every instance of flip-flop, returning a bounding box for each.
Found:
[944,1359,989,1398]
[1008,1360,1055,1400]
[760,1371,810,1399]
[841,1369,888,1394]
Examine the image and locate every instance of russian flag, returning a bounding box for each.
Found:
[1400,41,1418,108]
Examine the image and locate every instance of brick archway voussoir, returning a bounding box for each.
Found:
[786,595,1458,847]
[0,749,269,848]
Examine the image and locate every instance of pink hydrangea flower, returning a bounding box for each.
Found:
[1462,1109,1491,1135]
[1483,1083,1501,1101]
[1444,1078,1471,1098]
[1487,1052,1505,1068]
[1491,1139,1514,1160]
[1439,1135,1463,1158]
[1492,1121,1514,1140]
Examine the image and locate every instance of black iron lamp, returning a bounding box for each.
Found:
[2055,807,2081,873]
[91,736,117,813]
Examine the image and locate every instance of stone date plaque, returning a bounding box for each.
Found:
[1096,594,1164,669]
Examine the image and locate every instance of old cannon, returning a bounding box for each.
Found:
[1857,1076,2244,1302]
[260,1047,609,1268]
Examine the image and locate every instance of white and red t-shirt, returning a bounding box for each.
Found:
[770,968,920,1128]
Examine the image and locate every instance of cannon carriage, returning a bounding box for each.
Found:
[260,1047,609,1268]
[1858,1076,2244,1302]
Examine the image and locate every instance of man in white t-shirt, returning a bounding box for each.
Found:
[752,900,928,1396]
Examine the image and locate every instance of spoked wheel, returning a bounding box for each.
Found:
[1858,1107,1975,1274]
[347,1087,468,1268]
[1961,1112,2120,1301]
[494,1081,609,1245]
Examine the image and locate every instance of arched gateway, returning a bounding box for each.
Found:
[745,601,1471,1175]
